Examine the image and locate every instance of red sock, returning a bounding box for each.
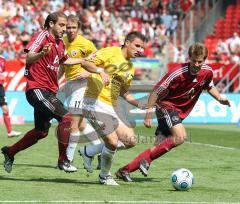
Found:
[8,129,48,158]
[122,149,152,173]
[150,137,176,160]
[3,113,12,133]
[57,114,71,162]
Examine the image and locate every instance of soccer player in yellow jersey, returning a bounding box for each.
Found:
[58,15,101,164]
[79,31,146,185]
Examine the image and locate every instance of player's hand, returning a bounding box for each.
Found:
[76,71,91,80]
[219,98,231,107]
[144,108,154,128]
[100,72,110,86]
[41,43,52,56]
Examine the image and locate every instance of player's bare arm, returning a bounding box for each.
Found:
[76,71,91,80]
[79,59,110,86]
[26,43,52,64]
[207,86,231,107]
[62,57,83,65]
[146,90,158,109]
[120,90,146,109]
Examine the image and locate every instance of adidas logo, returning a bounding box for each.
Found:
[193,78,198,82]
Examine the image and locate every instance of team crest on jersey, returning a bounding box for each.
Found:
[71,50,77,57]
[200,80,206,86]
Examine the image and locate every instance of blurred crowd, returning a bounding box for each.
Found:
[212,32,240,64]
[0,0,189,61]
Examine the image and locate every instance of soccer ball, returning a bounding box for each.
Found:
[171,168,194,191]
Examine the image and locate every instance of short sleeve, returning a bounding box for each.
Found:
[86,41,97,56]
[24,31,47,53]
[85,47,112,66]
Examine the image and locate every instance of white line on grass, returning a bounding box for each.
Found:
[186,141,237,150]
[0,201,239,204]
[138,134,237,151]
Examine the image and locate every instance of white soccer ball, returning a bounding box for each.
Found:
[171,168,194,191]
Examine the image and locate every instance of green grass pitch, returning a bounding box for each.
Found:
[0,124,239,203]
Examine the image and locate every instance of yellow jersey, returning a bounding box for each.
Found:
[85,46,135,107]
[63,35,97,81]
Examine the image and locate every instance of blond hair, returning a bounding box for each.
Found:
[188,42,208,59]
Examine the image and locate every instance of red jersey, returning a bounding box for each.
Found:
[0,56,6,85]
[153,63,214,120]
[24,30,69,93]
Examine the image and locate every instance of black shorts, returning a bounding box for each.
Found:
[155,108,182,137]
[0,84,7,106]
[26,89,68,132]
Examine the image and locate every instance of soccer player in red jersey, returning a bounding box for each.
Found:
[0,55,21,137]
[116,42,231,182]
[1,12,109,174]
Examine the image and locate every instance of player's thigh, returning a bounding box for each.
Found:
[26,89,68,130]
[116,123,136,148]
[102,130,118,150]
[170,123,187,144]
[155,108,185,145]
[65,80,87,115]
[82,98,119,137]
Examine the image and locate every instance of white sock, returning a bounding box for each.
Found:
[117,140,126,150]
[66,131,80,162]
[100,146,116,178]
[82,123,101,144]
[85,142,104,157]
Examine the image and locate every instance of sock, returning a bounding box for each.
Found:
[85,142,104,157]
[150,137,176,160]
[66,131,80,162]
[82,123,100,144]
[100,146,116,178]
[117,140,126,150]
[121,137,176,173]
[57,114,71,163]
[121,149,152,173]
[8,129,47,158]
[3,112,12,133]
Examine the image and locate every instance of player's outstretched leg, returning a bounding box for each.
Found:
[116,137,176,180]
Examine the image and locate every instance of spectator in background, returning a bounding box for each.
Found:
[226,32,240,64]
[0,55,21,137]
[226,32,240,55]
[214,39,230,64]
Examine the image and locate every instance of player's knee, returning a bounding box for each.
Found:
[124,135,137,149]
[36,130,48,140]
[175,134,186,145]
[2,105,9,114]
[104,137,118,150]
[78,123,86,132]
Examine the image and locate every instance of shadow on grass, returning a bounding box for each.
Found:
[0,175,99,185]
[117,177,160,183]
[15,163,56,169]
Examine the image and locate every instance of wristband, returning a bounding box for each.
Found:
[96,68,104,73]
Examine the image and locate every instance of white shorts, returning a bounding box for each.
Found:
[82,97,124,137]
[63,80,87,114]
